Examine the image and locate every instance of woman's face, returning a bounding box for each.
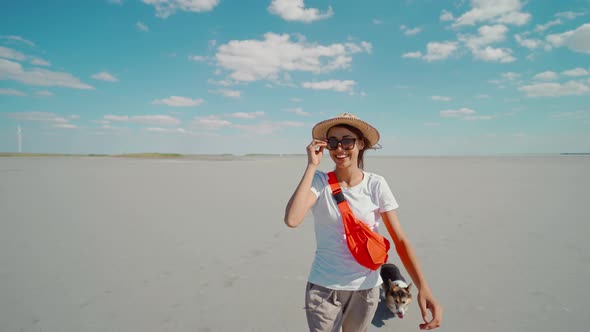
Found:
[326,126,364,168]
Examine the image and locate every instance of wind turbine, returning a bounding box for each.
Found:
[17,125,22,153]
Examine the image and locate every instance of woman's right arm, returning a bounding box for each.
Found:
[284,139,327,228]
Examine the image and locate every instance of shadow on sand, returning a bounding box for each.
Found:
[371,297,397,327]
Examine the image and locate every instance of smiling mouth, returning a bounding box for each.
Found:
[336,154,349,159]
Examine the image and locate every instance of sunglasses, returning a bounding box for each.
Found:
[326,137,357,150]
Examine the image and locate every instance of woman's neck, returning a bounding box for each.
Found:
[334,167,363,187]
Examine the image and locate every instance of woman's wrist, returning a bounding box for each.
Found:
[306,163,319,170]
[417,284,432,293]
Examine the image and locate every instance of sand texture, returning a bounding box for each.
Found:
[1,155,588,331]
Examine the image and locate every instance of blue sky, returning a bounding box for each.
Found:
[1,0,589,155]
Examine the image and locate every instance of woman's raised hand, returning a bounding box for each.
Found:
[307,139,327,166]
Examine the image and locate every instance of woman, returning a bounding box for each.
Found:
[284,113,442,331]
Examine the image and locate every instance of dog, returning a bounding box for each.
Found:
[380,263,412,319]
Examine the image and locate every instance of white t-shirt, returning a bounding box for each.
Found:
[308,170,399,290]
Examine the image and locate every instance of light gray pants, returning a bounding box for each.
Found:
[304,282,380,332]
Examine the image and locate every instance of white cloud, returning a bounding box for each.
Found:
[93,120,110,125]
[192,115,232,130]
[476,94,490,98]
[207,78,233,86]
[535,19,562,33]
[228,111,264,119]
[431,95,452,101]
[215,33,370,82]
[209,89,241,98]
[7,111,69,123]
[268,0,333,23]
[360,41,373,54]
[0,46,27,61]
[108,0,124,4]
[188,55,208,62]
[302,80,356,93]
[35,90,54,97]
[142,0,219,18]
[105,114,181,126]
[0,88,26,96]
[461,24,509,49]
[151,96,204,107]
[440,10,454,22]
[452,0,531,27]
[424,41,458,61]
[133,115,181,126]
[145,127,189,134]
[233,120,304,135]
[104,115,129,122]
[562,68,589,77]
[0,59,93,89]
[145,127,170,132]
[91,71,119,82]
[400,25,422,36]
[0,46,50,66]
[440,108,477,117]
[402,51,423,59]
[136,21,149,32]
[30,57,50,66]
[290,97,303,102]
[373,19,383,25]
[463,115,495,121]
[555,11,586,20]
[514,34,544,50]
[488,72,522,89]
[533,71,558,81]
[519,80,590,97]
[459,25,516,62]
[96,124,125,132]
[473,46,516,62]
[0,35,35,47]
[285,107,310,116]
[501,72,521,80]
[53,123,77,129]
[416,41,458,61]
[552,111,589,119]
[547,24,590,54]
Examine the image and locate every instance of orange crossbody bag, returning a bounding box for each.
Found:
[327,171,390,270]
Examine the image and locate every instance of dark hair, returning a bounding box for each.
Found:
[327,124,369,169]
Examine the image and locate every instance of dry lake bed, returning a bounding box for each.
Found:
[1,155,589,332]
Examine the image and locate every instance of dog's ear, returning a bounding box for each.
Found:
[406,283,412,292]
[389,280,397,289]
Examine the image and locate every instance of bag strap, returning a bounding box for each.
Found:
[327,171,353,215]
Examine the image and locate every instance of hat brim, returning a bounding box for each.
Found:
[312,117,380,149]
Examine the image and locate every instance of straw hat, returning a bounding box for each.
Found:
[312,112,380,149]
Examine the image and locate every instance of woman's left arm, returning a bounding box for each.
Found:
[381,209,443,330]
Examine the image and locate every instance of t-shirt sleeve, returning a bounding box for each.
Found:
[377,176,399,212]
[310,170,327,198]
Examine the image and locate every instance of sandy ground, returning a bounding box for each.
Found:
[0,155,588,332]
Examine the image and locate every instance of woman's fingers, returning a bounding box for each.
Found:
[307,140,327,165]
[308,140,327,152]
[419,299,442,330]
[309,139,327,146]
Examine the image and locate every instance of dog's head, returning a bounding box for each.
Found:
[385,280,412,319]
